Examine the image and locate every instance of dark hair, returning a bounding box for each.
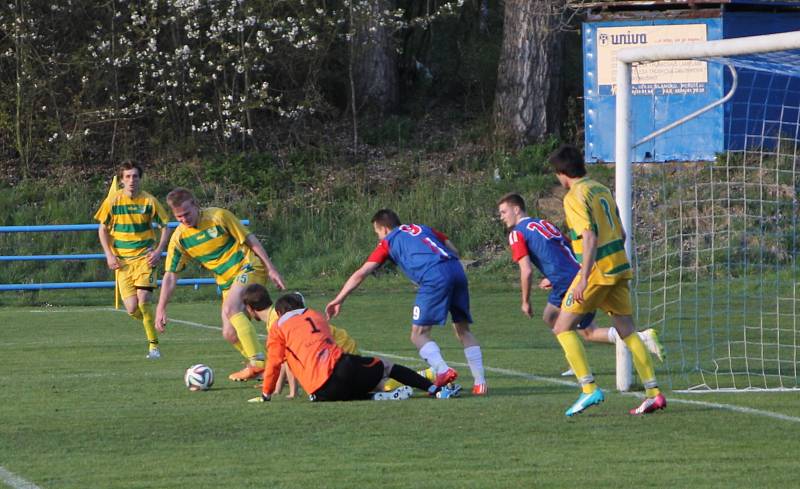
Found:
[118,161,143,179]
[166,187,196,208]
[371,209,401,229]
[548,145,587,178]
[242,284,273,311]
[497,193,526,212]
[274,293,306,315]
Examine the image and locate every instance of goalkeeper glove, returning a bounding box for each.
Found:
[248,393,272,403]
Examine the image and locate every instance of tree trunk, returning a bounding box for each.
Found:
[353,0,399,115]
[493,0,566,148]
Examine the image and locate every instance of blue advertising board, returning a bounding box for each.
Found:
[584,9,800,163]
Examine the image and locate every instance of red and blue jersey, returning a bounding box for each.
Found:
[508,217,580,290]
[367,224,457,284]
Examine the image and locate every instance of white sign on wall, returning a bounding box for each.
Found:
[597,24,708,95]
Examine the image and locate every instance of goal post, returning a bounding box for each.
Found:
[613,30,800,392]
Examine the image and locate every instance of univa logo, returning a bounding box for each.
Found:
[599,31,648,46]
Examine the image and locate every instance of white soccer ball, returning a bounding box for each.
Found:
[184,364,214,391]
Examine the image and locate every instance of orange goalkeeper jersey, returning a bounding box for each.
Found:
[261,308,343,396]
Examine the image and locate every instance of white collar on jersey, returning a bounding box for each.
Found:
[277,308,308,327]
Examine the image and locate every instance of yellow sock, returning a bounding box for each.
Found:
[624,333,661,397]
[556,331,596,394]
[232,341,247,358]
[128,309,143,321]
[230,312,265,368]
[383,378,403,391]
[138,302,159,349]
[384,368,434,391]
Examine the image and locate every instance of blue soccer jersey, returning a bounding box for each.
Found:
[508,217,580,292]
[367,223,471,325]
[367,224,459,284]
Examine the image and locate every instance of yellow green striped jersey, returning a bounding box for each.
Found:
[94,191,169,259]
[563,177,633,284]
[165,207,256,290]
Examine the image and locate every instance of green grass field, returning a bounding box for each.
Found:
[2,288,799,489]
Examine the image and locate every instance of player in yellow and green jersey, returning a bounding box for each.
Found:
[94,162,171,359]
[154,187,286,381]
[548,145,667,417]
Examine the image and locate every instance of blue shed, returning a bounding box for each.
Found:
[582,0,800,163]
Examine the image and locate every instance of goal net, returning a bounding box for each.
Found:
[616,32,800,392]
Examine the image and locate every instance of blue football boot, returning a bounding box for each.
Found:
[565,388,604,416]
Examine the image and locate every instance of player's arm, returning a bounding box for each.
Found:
[442,239,458,255]
[508,230,534,317]
[245,233,285,290]
[147,198,173,267]
[256,329,286,401]
[154,271,177,332]
[97,225,121,270]
[325,261,381,319]
[147,226,173,267]
[517,255,534,318]
[573,229,598,304]
[431,228,459,255]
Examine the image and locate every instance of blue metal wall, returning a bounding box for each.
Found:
[583,18,724,163]
[584,10,800,163]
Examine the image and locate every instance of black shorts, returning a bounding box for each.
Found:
[311,354,384,402]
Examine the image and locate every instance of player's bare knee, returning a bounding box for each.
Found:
[552,315,578,334]
[611,315,635,338]
[453,321,471,339]
[410,327,428,343]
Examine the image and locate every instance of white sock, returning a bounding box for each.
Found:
[607,327,619,344]
[419,341,449,374]
[464,345,485,385]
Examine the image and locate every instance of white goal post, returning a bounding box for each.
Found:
[613,30,800,392]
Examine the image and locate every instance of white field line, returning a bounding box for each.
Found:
[0,466,43,489]
[28,307,800,424]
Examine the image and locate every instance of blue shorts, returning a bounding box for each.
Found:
[549,282,595,329]
[412,260,473,326]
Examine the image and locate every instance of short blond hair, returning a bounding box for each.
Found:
[166,187,196,208]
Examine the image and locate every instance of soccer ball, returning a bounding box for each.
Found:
[184,364,214,391]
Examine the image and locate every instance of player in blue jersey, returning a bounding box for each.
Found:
[326,209,487,395]
[497,193,663,372]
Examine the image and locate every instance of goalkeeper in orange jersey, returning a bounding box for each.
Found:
[242,284,433,398]
[243,285,355,398]
[94,161,171,359]
[248,293,461,403]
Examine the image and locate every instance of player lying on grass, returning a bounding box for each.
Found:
[94,161,172,359]
[326,209,487,395]
[548,145,667,416]
[249,293,461,403]
[497,193,664,376]
[154,187,286,382]
[243,285,357,398]
[242,284,435,398]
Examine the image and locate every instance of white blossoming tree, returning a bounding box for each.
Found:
[0,0,467,167]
